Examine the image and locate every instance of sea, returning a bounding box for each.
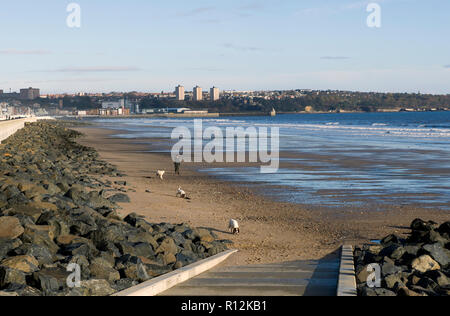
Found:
[92,111,450,210]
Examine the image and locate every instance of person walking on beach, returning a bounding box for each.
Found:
[174,155,182,175]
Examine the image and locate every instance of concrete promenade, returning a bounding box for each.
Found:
[160,256,340,296]
[0,117,53,143]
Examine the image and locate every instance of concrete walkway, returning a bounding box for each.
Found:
[160,255,340,296]
[0,117,54,143]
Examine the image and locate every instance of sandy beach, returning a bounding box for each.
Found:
[74,125,450,266]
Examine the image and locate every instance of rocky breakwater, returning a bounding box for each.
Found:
[0,121,230,296]
[355,219,450,296]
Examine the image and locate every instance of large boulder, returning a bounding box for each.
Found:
[438,222,450,239]
[0,239,22,261]
[89,258,120,284]
[379,244,406,260]
[411,218,438,232]
[13,243,56,265]
[382,258,403,276]
[66,208,99,236]
[78,280,116,296]
[31,268,69,294]
[0,255,39,273]
[155,237,178,256]
[0,267,27,288]
[123,213,153,232]
[175,250,199,268]
[0,284,42,296]
[384,272,410,289]
[0,217,24,240]
[423,243,450,267]
[115,255,150,282]
[411,255,441,273]
[108,193,130,203]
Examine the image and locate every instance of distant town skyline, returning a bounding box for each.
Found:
[0,0,449,94]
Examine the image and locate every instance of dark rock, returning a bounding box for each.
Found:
[411,218,438,232]
[31,268,69,293]
[175,250,199,267]
[416,277,439,292]
[208,243,228,256]
[117,241,154,258]
[144,263,172,278]
[380,244,406,260]
[397,286,423,296]
[108,193,130,203]
[67,208,98,236]
[424,270,450,287]
[361,287,396,296]
[37,212,71,238]
[13,243,56,265]
[78,280,115,296]
[112,278,138,292]
[0,239,22,261]
[438,222,450,238]
[1,284,42,296]
[126,232,158,250]
[21,225,59,255]
[61,242,98,260]
[89,258,120,284]
[0,267,27,288]
[384,272,410,289]
[86,191,116,210]
[380,234,401,247]
[382,258,403,276]
[115,255,150,282]
[423,243,450,267]
[6,203,47,222]
[170,231,187,247]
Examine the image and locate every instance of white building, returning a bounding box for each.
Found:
[193,86,203,101]
[175,85,185,101]
[210,87,220,101]
[102,99,125,109]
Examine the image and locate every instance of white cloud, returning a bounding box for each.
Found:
[0,49,51,55]
[52,66,141,73]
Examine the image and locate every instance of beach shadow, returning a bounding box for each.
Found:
[387,225,410,230]
[198,226,234,235]
[303,249,341,297]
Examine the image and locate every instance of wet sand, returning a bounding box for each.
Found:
[74,126,450,266]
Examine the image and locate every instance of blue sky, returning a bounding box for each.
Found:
[0,0,449,94]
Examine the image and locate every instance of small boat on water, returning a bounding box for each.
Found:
[269,108,276,117]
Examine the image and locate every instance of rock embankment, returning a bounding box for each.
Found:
[0,121,230,296]
[354,219,450,296]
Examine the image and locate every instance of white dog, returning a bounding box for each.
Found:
[229,219,240,235]
[156,170,165,180]
[176,187,186,198]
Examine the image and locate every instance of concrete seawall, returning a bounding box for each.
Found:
[0,117,54,143]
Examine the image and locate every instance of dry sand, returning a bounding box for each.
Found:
[74,126,450,266]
